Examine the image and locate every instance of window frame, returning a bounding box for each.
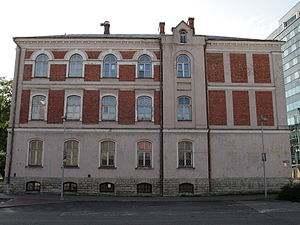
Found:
[68,54,83,78]
[136,140,153,168]
[26,181,41,192]
[136,95,153,122]
[177,96,192,121]
[176,55,191,78]
[64,139,79,167]
[177,140,194,168]
[66,95,82,121]
[137,183,152,194]
[101,95,117,121]
[179,30,187,43]
[27,139,43,167]
[30,94,47,121]
[99,182,115,193]
[137,55,152,78]
[179,183,194,194]
[103,54,118,78]
[99,140,116,168]
[34,54,49,78]
[63,182,77,192]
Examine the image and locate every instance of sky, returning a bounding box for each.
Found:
[1,0,299,79]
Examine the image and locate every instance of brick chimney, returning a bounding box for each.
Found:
[101,21,110,34]
[159,22,165,35]
[188,17,195,34]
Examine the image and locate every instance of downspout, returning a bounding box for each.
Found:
[159,37,164,196]
[203,41,212,192]
[6,41,22,184]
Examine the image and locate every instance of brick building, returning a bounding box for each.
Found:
[5,19,291,195]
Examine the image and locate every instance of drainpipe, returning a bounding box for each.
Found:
[159,37,164,196]
[6,41,22,184]
[203,41,212,192]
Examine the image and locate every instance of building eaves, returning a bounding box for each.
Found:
[205,35,283,43]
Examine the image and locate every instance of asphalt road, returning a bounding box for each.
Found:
[1,200,300,225]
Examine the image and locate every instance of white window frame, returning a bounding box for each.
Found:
[34,54,49,78]
[177,96,192,121]
[63,139,80,167]
[136,94,154,122]
[102,54,118,78]
[64,92,83,121]
[31,50,53,78]
[100,94,118,121]
[68,54,83,78]
[27,139,44,166]
[177,140,194,168]
[29,94,47,121]
[177,55,191,78]
[136,140,153,168]
[137,55,153,78]
[99,140,117,167]
[179,30,187,43]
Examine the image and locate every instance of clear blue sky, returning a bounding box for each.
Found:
[1,0,299,79]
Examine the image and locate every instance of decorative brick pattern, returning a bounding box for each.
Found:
[19,90,30,124]
[50,64,66,81]
[154,65,160,81]
[232,91,250,126]
[154,51,161,60]
[207,53,225,82]
[83,90,99,124]
[47,90,64,124]
[85,51,101,59]
[119,65,135,81]
[118,90,135,124]
[84,65,101,81]
[25,50,34,59]
[208,90,227,125]
[253,54,271,83]
[154,91,160,125]
[230,53,248,83]
[120,51,136,59]
[255,91,274,126]
[52,51,67,59]
[23,64,32,81]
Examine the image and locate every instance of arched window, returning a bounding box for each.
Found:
[137,141,152,168]
[26,181,41,192]
[66,95,81,120]
[28,140,43,166]
[31,95,46,120]
[137,96,152,121]
[177,96,192,121]
[100,141,115,167]
[138,55,152,78]
[137,183,152,193]
[63,182,77,192]
[177,55,190,77]
[178,141,193,167]
[101,96,116,121]
[34,54,49,77]
[100,182,115,193]
[68,54,83,77]
[64,140,79,166]
[179,183,194,193]
[103,55,117,78]
[179,30,187,43]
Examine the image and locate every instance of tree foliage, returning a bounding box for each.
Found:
[0,77,12,178]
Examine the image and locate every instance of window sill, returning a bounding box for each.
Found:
[177,120,192,122]
[177,166,195,169]
[177,76,191,79]
[66,77,84,79]
[135,167,153,170]
[32,76,49,79]
[30,119,46,122]
[64,165,80,169]
[26,165,43,168]
[136,77,153,79]
[101,77,118,79]
[98,166,117,169]
[137,120,153,123]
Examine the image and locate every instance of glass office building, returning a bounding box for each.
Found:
[268,2,300,174]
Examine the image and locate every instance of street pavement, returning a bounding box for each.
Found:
[0,193,300,225]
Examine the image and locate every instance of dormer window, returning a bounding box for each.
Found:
[180,30,187,43]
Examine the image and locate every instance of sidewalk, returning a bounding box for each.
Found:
[0,192,278,208]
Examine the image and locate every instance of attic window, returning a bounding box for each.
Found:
[180,30,187,43]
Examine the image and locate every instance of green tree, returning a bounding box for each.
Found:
[0,77,12,179]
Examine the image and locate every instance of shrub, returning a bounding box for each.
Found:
[278,182,300,202]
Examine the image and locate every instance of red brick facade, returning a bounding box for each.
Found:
[119,65,136,81]
[50,65,66,81]
[23,64,32,81]
[120,51,136,59]
[255,91,274,126]
[232,91,250,126]
[118,90,135,124]
[230,53,248,83]
[85,51,101,59]
[25,50,33,59]
[253,54,271,83]
[208,90,227,125]
[154,91,160,125]
[154,65,160,81]
[19,90,30,124]
[52,51,67,59]
[47,90,65,124]
[84,65,101,81]
[83,90,99,124]
[154,51,160,60]
[207,53,225,82]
